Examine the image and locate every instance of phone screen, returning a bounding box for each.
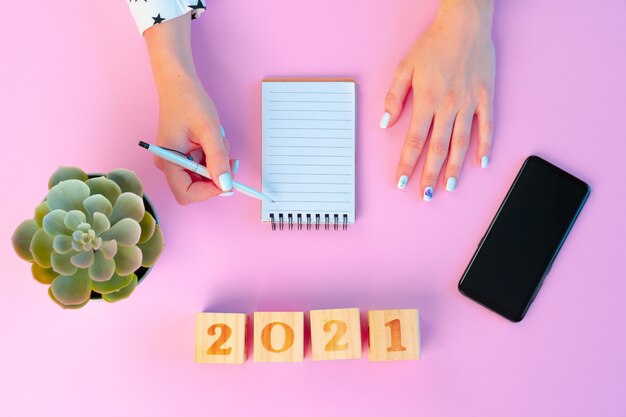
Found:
[458,156,590,322]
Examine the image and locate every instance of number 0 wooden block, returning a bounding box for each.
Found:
[195,313,247,364]
[368,309,420,361]
[253,312,304,362]
[310,308,362,361]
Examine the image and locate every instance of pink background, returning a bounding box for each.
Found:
[1,0,625,416]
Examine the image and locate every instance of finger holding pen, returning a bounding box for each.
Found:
[139,141,273,203]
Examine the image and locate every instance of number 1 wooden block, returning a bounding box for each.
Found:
[310,308,362,361]
[368,309,420,361]
[195,313,247,364]
[253,312,304,362]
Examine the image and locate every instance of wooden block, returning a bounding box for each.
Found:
[195,312,247,364]
[253,312,304,362]
[310,308,362,361]
[368,309,420,361]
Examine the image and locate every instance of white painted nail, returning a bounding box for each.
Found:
[220,125,226,139]
[233,159,240,175]
[379,112,391,129]
[423,186,434,202]
[446,177,456,192]
[218,172,232,191]
[481,155,489,168]
[397,175,408,189]
[219,191,234,197]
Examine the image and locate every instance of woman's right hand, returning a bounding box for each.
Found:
[145,14,235,205]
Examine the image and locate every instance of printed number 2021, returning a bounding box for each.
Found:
[195,309,420,364]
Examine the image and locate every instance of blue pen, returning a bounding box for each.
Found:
[138,141,274,203]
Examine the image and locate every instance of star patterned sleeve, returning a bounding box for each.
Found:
[127,0,207,35]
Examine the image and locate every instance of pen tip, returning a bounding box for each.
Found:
[138,141,149,149]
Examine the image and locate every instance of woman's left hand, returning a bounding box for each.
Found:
[381,0,495,200]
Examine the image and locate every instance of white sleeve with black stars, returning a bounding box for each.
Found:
[127,0,207,35]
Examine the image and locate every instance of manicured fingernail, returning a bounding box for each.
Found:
[423,186,434,202]
[233,159,240,175]
[379,112,391,129]
[218,172,232,191]
[397,175,408,189]
[481,155,489,168]
[445,177,456,192]
[220,125,226,139]
[219,191,234,197]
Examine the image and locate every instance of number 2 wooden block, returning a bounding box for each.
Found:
[253,312,304,362]
[195,312,247,364]
[310,308,362,361]
[368,309,420,361]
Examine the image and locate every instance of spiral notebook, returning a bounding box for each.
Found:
[261,79,356,231]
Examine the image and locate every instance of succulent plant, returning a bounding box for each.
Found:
[11,167,164,309]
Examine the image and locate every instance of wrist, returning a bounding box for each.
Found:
[151,58,200,97]
[435,0,494,36]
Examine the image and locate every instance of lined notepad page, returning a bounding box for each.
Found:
[261,80,356,224]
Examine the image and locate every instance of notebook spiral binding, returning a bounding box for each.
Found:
[269,213,348,231]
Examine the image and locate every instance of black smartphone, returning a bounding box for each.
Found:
[458,156,590,322]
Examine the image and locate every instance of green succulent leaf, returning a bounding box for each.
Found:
[71,250,95,269]
[100,218,141,246]
[92,212,110,236]
[29,229,54,268]
[91,272,134,295]
[42,209,70,236]
[138,212,156,244]
[103,274,138,303]
[89,250,115,282]
[99,240,118,260]
[48,167,88,189]
[31,263,58,285]
[85,177,121,205]
[72,230,84,242]
[114,245,142,276]
[47,179,90,211]
[107,169,143,197]
[83,194,113,219]
[48,288,90,309]
[63,210,87,231]
[49,269,91,307]
[34,202,51,227]
[109,192,145,225]
[51,251,78,276]
[138,225,164,267]
[12,219,39,262]
[53,235,73,254]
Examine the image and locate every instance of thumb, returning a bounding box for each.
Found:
[381,62,413,129]
[198,123,232,192]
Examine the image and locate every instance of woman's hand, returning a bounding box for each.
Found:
[381,0,495,200]
[145,15,235,205]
